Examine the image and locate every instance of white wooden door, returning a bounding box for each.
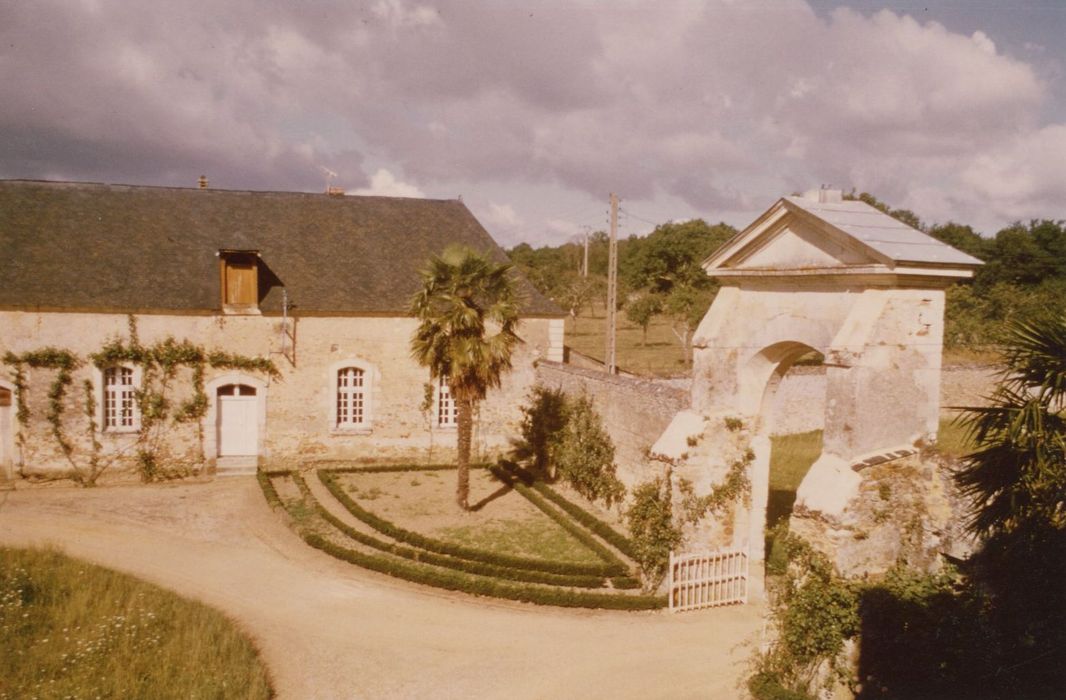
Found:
[217,385,258,456]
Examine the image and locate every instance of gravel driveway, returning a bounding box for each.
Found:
[0,478,763,699]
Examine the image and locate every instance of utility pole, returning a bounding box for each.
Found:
[582,226,590,277]
[605,193,619,374]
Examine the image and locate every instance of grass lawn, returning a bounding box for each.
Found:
[935,415,975,458]
[438,519,598,564]
[566,303,690,376]
[0,547,272,699]
[767,430,823,531]
[337,469,605,565]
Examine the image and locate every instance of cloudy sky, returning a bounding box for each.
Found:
[2,1,1064,246]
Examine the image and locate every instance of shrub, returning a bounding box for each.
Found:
[515,389,625,508]
[516,386,570,478]
[552,394,626,508]
[626,478,682,591]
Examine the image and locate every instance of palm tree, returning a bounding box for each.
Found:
[410,246,521,510]
[954,313,1066,535]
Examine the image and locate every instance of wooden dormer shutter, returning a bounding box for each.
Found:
[220,251,259,310]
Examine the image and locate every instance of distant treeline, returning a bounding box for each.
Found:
[508,192,1066,355]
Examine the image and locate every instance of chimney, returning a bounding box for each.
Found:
[802,185,842,203]
[198,175,209,189]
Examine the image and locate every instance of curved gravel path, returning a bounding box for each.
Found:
[0,477,763,699]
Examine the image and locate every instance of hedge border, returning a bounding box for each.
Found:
[529,481,638,560]
[257,470,665,609]
[289,473,607,589]
[302,533,666,611]
[257,470,284,509]
[492,465,630,574]
[318,469,621,577]
[308,463,489,475]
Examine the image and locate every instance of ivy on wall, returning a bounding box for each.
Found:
[1,316,279,485]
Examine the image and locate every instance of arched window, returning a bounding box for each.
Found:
[336,367,366,428]
[436,376,457,428]
[103,366,139,430]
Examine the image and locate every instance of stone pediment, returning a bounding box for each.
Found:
[716,212,879,270]
[703,190,982,279]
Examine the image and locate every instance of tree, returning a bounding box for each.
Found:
[954,313,1066,536]
[555,274,601,321]
[664,285,714,366]
[619,219,734,294]
[624,293,663,346]
[410,246,521,510]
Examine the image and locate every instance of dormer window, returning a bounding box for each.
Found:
[219,250,259,313]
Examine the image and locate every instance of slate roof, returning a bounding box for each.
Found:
[783,196,984,267]
[0,180,562,317]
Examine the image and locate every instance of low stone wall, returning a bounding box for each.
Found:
[536,361,1000,488]
[767,365,1000,436]
[534,361,687,486]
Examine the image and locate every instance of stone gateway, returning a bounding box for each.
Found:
[653,188,981,568]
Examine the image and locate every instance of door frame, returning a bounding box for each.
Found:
[204,372,269,460]
[0,379,17,480]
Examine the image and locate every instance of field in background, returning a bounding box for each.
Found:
[565,304,690,376]
[0,547,272,699]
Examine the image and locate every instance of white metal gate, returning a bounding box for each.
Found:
[217,385,258,456]
[668,548,748,612]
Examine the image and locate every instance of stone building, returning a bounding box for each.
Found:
[0,179,564,478]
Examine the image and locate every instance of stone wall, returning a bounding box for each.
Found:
[534,361,687,487]
[767,364,1000,437]
[0,310,559,476]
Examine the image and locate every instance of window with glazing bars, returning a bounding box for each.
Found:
[336,367,365,426]
[437,376,457,427]
[104,367,137,429]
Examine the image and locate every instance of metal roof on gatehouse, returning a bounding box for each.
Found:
[782,195,984,267]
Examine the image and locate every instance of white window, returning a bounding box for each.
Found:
[103,366,138,430]
[336,367,366,427]
[437,376,457,428]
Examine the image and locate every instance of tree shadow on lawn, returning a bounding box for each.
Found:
[469,481,514,512]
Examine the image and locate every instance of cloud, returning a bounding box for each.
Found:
[0,0,1061,237]
[479,202,522,229]
[352,168,424,198]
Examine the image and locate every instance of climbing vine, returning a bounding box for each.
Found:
[1,316,279,485]
[678,448,754,526]
[3,348,81,473]
[626,446,754,591]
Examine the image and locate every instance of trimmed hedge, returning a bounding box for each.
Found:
[302,533,666,611]
[257,470,284,509]
[290,473,607,589]
[318,469,622,578]
[492,465,631,573]
[530,481,638,561]
[307,462,489,475]
[255,468,667,609]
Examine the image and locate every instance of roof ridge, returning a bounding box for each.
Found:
[0,178,461,204]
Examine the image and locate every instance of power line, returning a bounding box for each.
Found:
[618,206,661,228]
